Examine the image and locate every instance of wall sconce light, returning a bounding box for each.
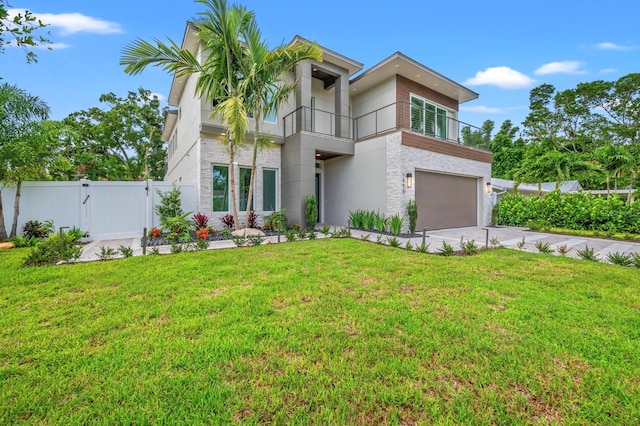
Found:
[406,173,413,188]
[486,182,492,193]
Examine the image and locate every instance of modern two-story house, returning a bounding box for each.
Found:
[162,25,492,231]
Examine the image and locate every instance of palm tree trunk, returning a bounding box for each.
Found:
[10,181,22,238]
[229,143,240,231]
[606,176,610,196]
[243,113,260,229]
[0,188,7,240]
[628,174,635,203]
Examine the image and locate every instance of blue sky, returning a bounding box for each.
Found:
[3,0,639,133]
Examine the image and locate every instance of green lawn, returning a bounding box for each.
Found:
[1,239,639,424]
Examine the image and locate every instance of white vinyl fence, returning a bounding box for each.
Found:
[1,180,197,240]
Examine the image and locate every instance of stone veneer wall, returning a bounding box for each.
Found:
[385,131,492,232]
[198,138,281,227]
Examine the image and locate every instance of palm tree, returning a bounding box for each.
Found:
[120,0,253,230]
[237,20,322,228]
[515,150,594,195]
[0,83,50,240]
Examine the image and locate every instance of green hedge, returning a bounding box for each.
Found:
[496,191,640,233]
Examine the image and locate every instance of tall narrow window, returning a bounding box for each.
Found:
[239,167,253,211]
[410,94,448,140]
[212,165,229,212]
[263,169,277,211]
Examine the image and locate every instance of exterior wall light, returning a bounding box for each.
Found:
[486,181,492,193]
[406,173,413,188]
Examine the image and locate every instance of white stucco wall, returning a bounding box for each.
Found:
[197,138,282,227]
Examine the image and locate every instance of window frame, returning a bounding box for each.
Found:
[212,164,229,212]
[262,168,278,212]
[409,94,449,140]
[239,167,254,211]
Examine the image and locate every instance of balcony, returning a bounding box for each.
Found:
[354,100,490,151]
[283,106,353,140]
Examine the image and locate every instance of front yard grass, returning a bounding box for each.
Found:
[1,239,639,424]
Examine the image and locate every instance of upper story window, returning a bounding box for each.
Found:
[410,94,448,140]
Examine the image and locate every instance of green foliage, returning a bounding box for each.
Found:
[319,224,331,236]
[305,195,318,230]
[373,212,388,234]
[264,209,287,231]
[97,246,117,261]
[557,245,572,256]
[331,228,351,238]
[8,235,38,247]
[407,199,418,234]
[284,229,297,242]
[22,233,82,266]
[496,192,640,234]
[195,237,210,251]
[606,252,633,267]
[632,253,640,268]
[248,235,265,246]
[21,219,53,239]
[155,184,192,233]
[163,212,192,235]
[118,245,134,258]
[0,4,52,63]
[348,209,363,229]
[416,242,430,253]
[405,240,413,251]
[516,237,526,250]
[534,241,554,254]
[460,238,480,255]
[386,236,401,248]
[437,241,454,256]
[232,235,247,247]
[307,230,317,240]
[389,214,404,236]
[577,245,599,262]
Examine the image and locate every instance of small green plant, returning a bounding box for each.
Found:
[405,240,413,251]
[535,241,554,254]
[97,246,117,261]
[23,233,82,267]
[284,229,297,242]
[297,229,308,240]
[232,235,247,247]
[437,241,454,256]
[489,237,502,249]
[307,231,317,240]
[360,233,371,241]
[305,195,318,230]
[319,224,331,236]
[632,253,640,268]
[195,237,210,251]
[170,242,183,254]
[577,245,599,262]
[9,235,39,248]
[67,227,87,242]
[373,212,388,234]
[248,235,265,246]
[376,235,384,245]
[389,214,404,236]
[149,247,160,255]
[164,212,193,235]
[416,243,430,253]
[348,210,364,229]
[387,236,401,248]
[264,209,287,231]
[460,238,479,256]
[219,229,232,238]
[361,211,375,231]
[332,228,351,238]
[606,252,633,267]
[118,245,134,258]
[22,219,53,239]
[516,237,526,250]
[557,244,572,256]
[407,199,418,234]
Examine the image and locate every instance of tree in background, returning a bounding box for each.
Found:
[461,119,493,149]
[62,88,166,181]
[490,120,526,180]
[0,0,51,64]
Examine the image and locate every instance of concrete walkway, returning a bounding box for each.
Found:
[77,226,640,263]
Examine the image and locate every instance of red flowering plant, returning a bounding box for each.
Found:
[195,228,209,240]
[149,227,162,239]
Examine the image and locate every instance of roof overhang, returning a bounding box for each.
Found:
[161,110,178,141]
[350,52,479,104]
[168,21,200,107]
[287,35,363,76]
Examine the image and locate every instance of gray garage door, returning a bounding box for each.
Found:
[415,172,477,230]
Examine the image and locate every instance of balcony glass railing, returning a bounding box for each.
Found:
[283,106,353,140]
[355,100,490,150]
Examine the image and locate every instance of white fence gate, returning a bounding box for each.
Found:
[2,180,197,240]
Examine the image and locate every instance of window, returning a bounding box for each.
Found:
[263,169,277,211]
[239,167,253,211]
[410,95,447,140]
[247,92,277,124]
[212,165,229,212]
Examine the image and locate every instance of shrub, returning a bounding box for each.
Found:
[192,213,209,230]
[389,214,404,236]
[305,195,318,230]
[460,238,479,255]
[97,246,117,261]
[407,199,418,234]
[23,233,82,267]
[118,246,134,258]
[416,243,430,253]
[220,214,235,230]
[437,241,454,256]
[577,245,599,262]
[156,184,186,231]
[557,245,572,256]
[632,253,640,268]
[386,236,401,248]
[22,219,53,239]
[284,229,297,242]
[348,210,364,229]
[67,227,87,242]
[361,211,375,231]
[232,235,247,247]
[319,224,331,236]
[373,212,388,234]
[247,211,259,229]
[264,209,287,231]
[606,252,633,267]
[248,235,265,246]
[164,212,192,235]
[9,235,38,248]
[534,241,554,254]
[405,241,413,251]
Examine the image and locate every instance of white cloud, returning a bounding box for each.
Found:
[600,68,618,74]
[464,66,535,89]
[8,9,123,35]
[460,105,506,114]
[149,93,166,102]
[594,42,637,51]
[534,61,586,75]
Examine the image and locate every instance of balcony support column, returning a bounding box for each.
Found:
[335,74,349,138]
[295,62,313,133]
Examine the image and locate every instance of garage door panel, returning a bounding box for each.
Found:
[415,172,477,230]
